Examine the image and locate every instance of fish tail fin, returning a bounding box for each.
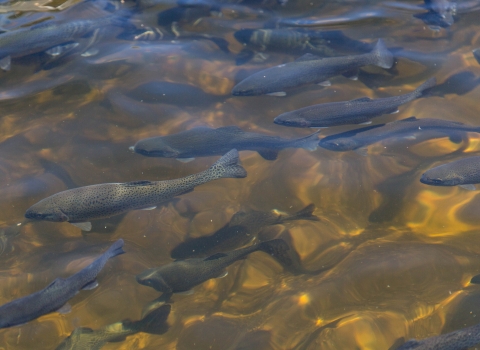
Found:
[291,131,321,151]
[282,204,320,222]
[258,239,306,275]
[371,39,394,69]
[474,49,480,64]
[413,77,437,97]
[106,239,125,258]
[126,304,171,335]
[209,149,247,179]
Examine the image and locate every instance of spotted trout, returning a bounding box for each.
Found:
[274,78,436,128]
[420,156,480,191]
[0,239,124,329]
[25,149,247,231]
[231,39,393,96]
[131,126,320,161]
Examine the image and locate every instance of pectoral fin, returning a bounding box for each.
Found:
[0,55,11,71]
[217,271,228,278]
[459,184,476,191]
[82,279,99,290]
[266,92,286,97]
[354,147,368,156]
[359,121,372,125]
[318,80,331,87]
[70,222,92,231]
[176,158,195,163]
[142,206,157,210]
[176,289,194,295]
[81,48,99,57]
[57,303,72,314]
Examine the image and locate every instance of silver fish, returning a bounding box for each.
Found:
[420,156,480,191]
[0,239,124,329]
[318,116,480,154]
[274,78,436,128]
[25,149,247,231]
[131,126,320,161]
[56,304,170,350]
[231,39,393,96]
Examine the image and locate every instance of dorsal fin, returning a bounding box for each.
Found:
[351,97,372,103]
[295,53,321,62]
[45,278,64,289]
[398,116,418,122]
[204,253,228,261]
[217,126,243,133]
[123,180,154,186]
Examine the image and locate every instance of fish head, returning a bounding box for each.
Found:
[420,165,463,186]
[24,203,69,222]
[133,138,179,158]
[56,327,95,350]
[231,78,267,96]
[234,29,254,45]
[273,114,311,128]
[136,268,171,293]
[319,137,359,151]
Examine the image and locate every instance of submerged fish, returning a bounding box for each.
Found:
[56,304,170,350]
[0,13,127,71]
[318,116,480,154]
[137,239,292,295]
[25,149,247,231]
[474,48,480,64]
[131,126,320,161]
[414,0,456,28]
[396,322,480,350]
[274,78,436,128]
[0,239,124,329]
[170,203,319,259]
[420,156,480,191]
[231,39,393,96]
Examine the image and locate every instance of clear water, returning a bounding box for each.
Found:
[0,0,480,349]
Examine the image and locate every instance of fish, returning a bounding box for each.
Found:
[318,116,480,154]
[56,304,170,350]
[414,0,456,28]
[131,126,320,161]
[274,78,436,128]
[231,39,394,96]
[0,239,124,329]
[137,239,293,296]
[170,203,319,259]
[25,149,247,231]
[420,156,480,191]
[0,12,128,71]
[395,323,480,350]
[422,71,480,98]
[233,29,372,65]
[474,48,480,65]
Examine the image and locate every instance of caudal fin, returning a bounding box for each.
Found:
[209,149,247,179]
[106,239,125,258]
[126,304,171,335]
[292,131,321,151]
[474,49,480,64]
[371,39,394,69]
[282,204,320,222]
[412,77,437,98]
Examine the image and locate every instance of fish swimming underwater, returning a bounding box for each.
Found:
[131,126,320,161]
[420,156,480,191]
[318,116,480,154]
[25,149,247,231]
[0,13,128,71]
[56,304,170,350]
[137,239,294,296]
[231,39,393,96]
[414,0,456,28]
[274,78,436,128]
[474,48,480,64]
[395,322,480,350]
[0,239,124,329]
[170,203,319,259]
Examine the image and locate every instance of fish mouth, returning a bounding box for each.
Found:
[420,176,445,186]
[133,148,165,157]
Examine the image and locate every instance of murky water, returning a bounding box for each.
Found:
[0,0,479,349]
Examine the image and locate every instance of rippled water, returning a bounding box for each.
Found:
[0,0,480,349]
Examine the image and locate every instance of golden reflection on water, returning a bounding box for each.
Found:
[0,0,480,349]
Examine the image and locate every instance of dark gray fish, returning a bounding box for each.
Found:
[274,78,435,128]
[423,71,480,98]
[420,156,480,191]
[395,323,480,350]
[318,116,480,154]
[170,204,319,259]
[56,304,170,350]
[0,13,127,71]
[0,239,124,329]
[414,0,456,28]
[474,48,480,64]
[25,149,247,231]
[137,239,291,295]
[131,126,320,161]
[231,39,393,96]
